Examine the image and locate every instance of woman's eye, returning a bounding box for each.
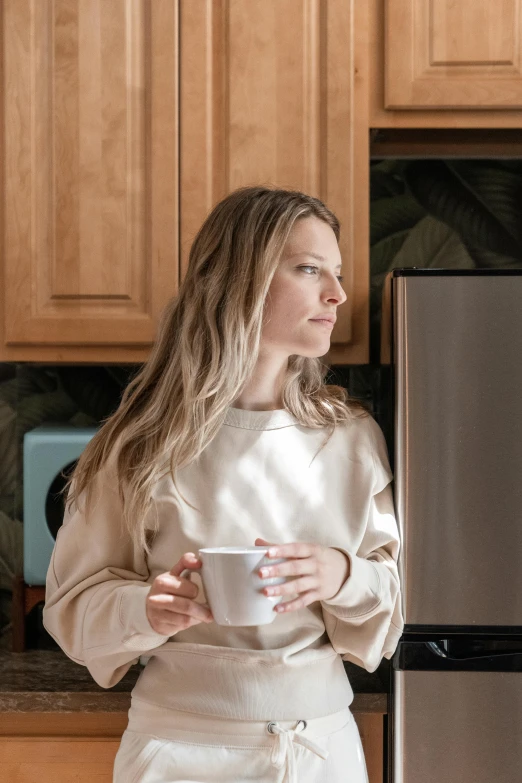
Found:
[299,265,344,284]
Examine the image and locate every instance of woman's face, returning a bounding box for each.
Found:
[261,216,347,358]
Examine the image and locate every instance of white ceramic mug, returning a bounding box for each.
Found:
[180,546,288,626]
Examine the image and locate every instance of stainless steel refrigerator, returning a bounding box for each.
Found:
[383,269,522,783]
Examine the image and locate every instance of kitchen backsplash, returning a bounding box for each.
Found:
[1,157,521,650]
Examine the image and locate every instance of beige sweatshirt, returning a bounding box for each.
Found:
[43,406,403,721]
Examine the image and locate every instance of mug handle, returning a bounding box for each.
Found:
[180,566,211,610]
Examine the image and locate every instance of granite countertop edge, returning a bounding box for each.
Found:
[0,650,389,714]
[0,692,388,714]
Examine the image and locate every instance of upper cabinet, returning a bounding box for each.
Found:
[386,0,522,110]
[371,0,522,126]
[3,1,522,364]
[179,0,369,364]
[1,0,179,363]
[1,0,370,364]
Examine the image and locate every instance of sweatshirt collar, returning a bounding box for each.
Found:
[224,406,297,431]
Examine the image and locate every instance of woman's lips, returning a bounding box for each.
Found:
[309,319,334,329]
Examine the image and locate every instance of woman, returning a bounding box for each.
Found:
[43,185,404,783]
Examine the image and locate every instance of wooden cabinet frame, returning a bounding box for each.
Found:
[1,0,179,363]
[370,0,522,127]
[180,0,372,364]
[0,709,386,783]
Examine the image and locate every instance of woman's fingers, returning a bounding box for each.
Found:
[263,575,317,597]
[149,610,211,635]
[153,572,199,599]
[170,552,202,577]
[146,553,214,633]
[146,594,213,633]
[259,557,315,579]
[149,593,212,622]
[275,590,317,613]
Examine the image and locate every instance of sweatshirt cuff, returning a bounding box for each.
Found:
[321,547,382,617]
[120,584,171,649]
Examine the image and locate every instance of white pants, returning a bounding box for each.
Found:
[113,700,369,783]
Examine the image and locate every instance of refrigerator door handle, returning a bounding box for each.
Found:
[426,641,522,662]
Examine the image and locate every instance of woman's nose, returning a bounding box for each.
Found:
[323,281,347,305]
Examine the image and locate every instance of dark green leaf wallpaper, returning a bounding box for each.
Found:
[1,158,521,651]
[369,158,522,364]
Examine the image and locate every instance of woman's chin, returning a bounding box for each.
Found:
[296,340,331,358]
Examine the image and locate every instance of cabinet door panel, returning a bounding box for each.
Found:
[3,0,178,348]
[181,0,370,363]
[0,718,383,783]
[0,738,119,782]
[386,0,522,110]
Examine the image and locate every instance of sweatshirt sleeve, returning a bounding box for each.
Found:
[320,416,404,672]
[42,454,171,689]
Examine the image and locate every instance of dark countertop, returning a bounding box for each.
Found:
[0,650,389,713]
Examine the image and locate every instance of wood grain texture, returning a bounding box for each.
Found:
[354,712,384,783]
[180,0,370,363]
[2,0,369,362]
[0,738,120,783]
[0,711,384,783]
[2,0,178,353]
[0,713,129,737]
[386,0,522,110]
[328,0,370,363]
[371,0,522,125]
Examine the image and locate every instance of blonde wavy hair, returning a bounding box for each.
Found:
[63,185,369,554]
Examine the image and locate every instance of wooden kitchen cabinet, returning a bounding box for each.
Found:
[1,0,372,364]
[0,710,385,783]
[1,0,179,363]
[371,0,522,127]
[179,0,371,364]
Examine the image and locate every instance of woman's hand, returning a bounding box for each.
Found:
[145,553,214,635]
[255,537,351,613]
